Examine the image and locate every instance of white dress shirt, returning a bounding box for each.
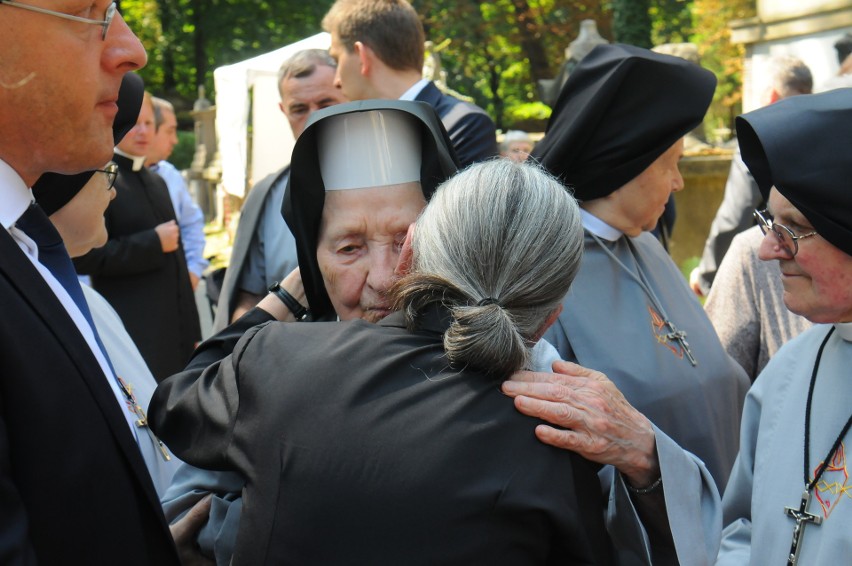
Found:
[0,157,138,438]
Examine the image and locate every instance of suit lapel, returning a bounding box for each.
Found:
[0,229,168,527]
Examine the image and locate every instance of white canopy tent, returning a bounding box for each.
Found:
[213,32,331,198]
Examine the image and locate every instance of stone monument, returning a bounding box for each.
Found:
[539,19,609,106]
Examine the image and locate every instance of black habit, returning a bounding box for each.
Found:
[150,307,612,565]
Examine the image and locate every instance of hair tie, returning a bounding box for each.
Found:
[477,297,499,307]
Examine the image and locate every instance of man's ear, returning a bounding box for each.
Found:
[354,41,372,76]
[394,223,416,277]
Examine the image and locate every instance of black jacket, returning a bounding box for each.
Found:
[415,80,498,167]
[151,307,612,565]
[0,228,179,565]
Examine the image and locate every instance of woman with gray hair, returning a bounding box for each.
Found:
[398,158,582,377]
[150,160,613,565]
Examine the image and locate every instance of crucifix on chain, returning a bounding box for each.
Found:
[118,377,171,462]
[783,489,823,565]
[664,321,697,367]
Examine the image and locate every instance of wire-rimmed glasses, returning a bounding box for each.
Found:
[753,208,818,258]
[95,162,119,190]
[0,1,116,40]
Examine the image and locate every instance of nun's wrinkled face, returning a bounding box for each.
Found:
[759,189,852,323]
[605,138,684,236]
[50,166,117,258]
[317,183,426,322]
[0,0,146,185]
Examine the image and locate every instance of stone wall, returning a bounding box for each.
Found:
[669,154,733,269]
[757,0,852,23]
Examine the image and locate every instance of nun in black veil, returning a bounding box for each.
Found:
[154,99,460,564]
[502,44,750,565]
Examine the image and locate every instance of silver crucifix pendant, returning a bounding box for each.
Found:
[784,489,823,565]
[664,323,697,366]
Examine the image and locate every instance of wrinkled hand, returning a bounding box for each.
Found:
[281,266,307,307]
[502,360,659,487]
[169,494,215,566]
[155,220,180,253]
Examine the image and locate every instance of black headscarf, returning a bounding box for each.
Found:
[282,99,459,321]
[32,72,145,215]
[736,88,852,257]
[532,44,716,201]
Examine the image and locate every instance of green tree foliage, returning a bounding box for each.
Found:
[612,0,651,48]
[120,0,617,129]
[121,0,753,135]
[415,0,611,130]
[691,0,756,131]
[650,0,694,45]
[122,0,334,105]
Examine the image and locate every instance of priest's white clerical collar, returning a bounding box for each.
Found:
[580,208,623,241]
[114,149,147,171]
[835,322,852,342]
[399,78,430,101]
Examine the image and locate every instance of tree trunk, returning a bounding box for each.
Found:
[510,0,552,83]
[192,0,207,92]
[489,63,503,130]
[156,0,177,93]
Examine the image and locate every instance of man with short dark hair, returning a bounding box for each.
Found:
[322,0,497,167]
[147,97,208,290]
[212,48,347,330]
[0,2,184,562]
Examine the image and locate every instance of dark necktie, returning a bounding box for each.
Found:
[15,203,172,460]
[15,203,98,329]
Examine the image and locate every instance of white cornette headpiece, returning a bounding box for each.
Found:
[318,110,422,191]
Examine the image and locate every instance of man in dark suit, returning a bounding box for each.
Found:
[322,0,498,167]
[213,49,347,331]
[0,3,190,563]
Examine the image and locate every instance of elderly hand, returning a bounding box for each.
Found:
[258,267,308,322]
[169,494,215,566]
[502,360,660,488]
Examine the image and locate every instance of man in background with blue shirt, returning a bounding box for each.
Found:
[147,97,209,289]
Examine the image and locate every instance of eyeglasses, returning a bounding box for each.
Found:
[0,1,116,40]
[753,208,818,258]
[95,162,119,190]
